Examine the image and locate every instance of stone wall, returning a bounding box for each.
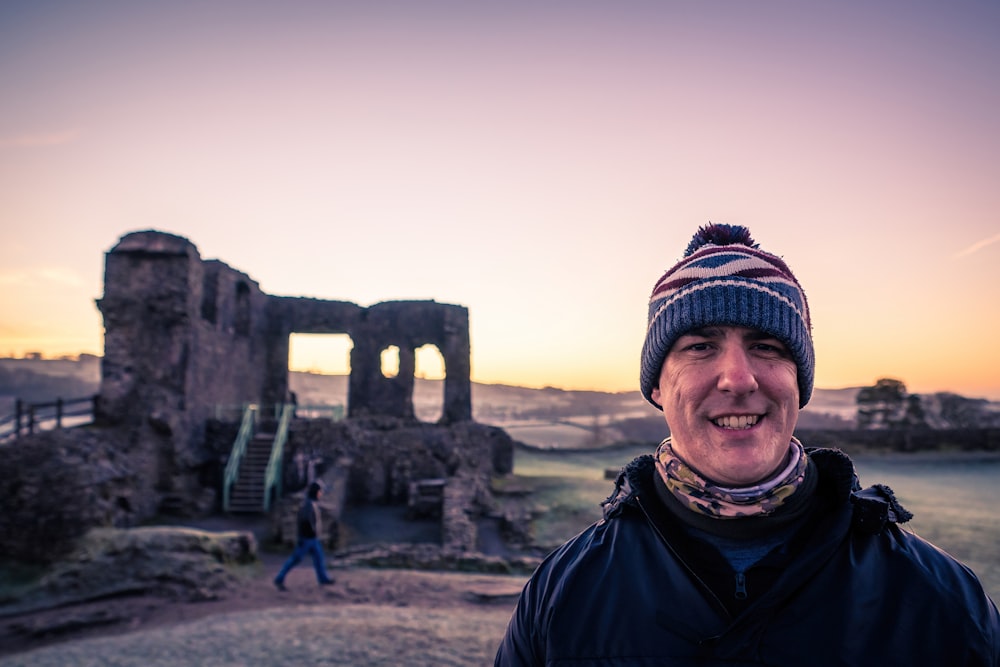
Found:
[795,428,1000,453]
[250,417,514,552]
[277,417,512,500]
[93,230,474,520]
[266,297,471,422]
[95,231,272,513]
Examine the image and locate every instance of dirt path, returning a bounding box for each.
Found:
[0,551,527,662]
[0,510,529,663]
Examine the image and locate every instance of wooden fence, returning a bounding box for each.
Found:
[0,396,97,442]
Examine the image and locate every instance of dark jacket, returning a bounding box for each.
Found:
[296,497,320,541]
[495,448,1000,666]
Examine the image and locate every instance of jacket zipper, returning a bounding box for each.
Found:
[734,572,748,600]
[637,496,732,620]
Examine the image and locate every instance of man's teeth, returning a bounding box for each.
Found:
[712,415,760,429]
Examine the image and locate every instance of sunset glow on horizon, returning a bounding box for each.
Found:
[2,1,999,400]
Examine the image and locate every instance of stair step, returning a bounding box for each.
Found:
[227,430,279,515]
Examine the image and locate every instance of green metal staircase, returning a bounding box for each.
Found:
[223,404,293,514]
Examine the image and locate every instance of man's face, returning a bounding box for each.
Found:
[650,325,799,486]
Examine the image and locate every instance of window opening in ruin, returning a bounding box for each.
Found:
[234,282,251,335]
[414,344,445,422]
[200,268,218,324]
[288,333,352,417]
[380,345,400,378]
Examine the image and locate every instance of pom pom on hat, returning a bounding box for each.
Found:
[640,223,814,409]
[684,223,758,256]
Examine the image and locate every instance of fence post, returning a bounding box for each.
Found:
[56,397,64,428]
[28,404,35,435]
[15,399,23,438]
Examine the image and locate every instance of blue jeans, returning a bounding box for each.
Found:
[274,538,332,584]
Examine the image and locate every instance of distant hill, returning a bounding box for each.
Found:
[3,357,996,449]
[288,373,859,447]
[0,355,101,409]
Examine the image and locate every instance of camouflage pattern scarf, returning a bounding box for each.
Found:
[654,437,809,519]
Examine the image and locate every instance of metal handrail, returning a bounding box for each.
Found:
[263,403,294,511]
[223,404,257,512]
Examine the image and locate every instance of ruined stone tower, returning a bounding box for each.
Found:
[95,229,473,510]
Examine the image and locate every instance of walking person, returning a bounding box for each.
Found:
[274,480,335,590]
[495,223,1000,665]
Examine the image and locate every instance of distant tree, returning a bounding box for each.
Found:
[934,392,997,428]
[856,378,927,429]
[902,394,928,428]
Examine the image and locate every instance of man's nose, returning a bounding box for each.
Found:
[716,346,758,395]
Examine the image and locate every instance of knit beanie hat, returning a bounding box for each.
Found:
[640,223,814,409]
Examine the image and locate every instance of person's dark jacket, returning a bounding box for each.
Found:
[296,483,322,542]
[495,448,1000,666]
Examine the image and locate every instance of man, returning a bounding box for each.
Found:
[274,480,335,590]
[495,224,999,665]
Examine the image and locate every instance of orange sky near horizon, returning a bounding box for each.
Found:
[1,1,999,400]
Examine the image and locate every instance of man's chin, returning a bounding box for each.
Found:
[710,449,787,486]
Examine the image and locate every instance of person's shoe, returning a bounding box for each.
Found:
[274,578,287,592]
[319,579,335,586]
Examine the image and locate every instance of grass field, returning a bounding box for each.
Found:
[509,445,1000,602]
[854,456,1000,602]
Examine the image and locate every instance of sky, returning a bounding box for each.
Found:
[1,1,999,400]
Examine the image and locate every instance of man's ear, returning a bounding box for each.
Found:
[651,386,661,404]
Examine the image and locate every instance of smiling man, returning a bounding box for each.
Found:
[651,326,801,487]
[495,224,1000,666]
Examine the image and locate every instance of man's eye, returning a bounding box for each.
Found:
[753,342,787,355]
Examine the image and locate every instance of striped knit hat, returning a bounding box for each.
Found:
[640,223,814,409]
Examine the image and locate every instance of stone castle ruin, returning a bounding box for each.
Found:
[1,230,515,564]
[98,229,472,433]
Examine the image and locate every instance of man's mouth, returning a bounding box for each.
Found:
[711,414,761,430]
